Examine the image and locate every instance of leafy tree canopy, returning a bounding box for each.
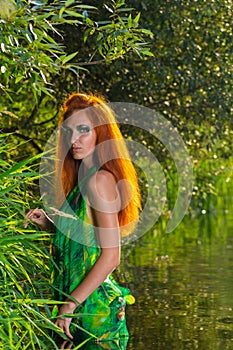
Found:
[0,0,153,156]
[0,0,232,205]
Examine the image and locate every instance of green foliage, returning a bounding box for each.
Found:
[0,0,81,99]
[83,0,154,61]
[0,0,153,100]
[83,0,232,208]
[0,0,153,161]
[0,0,232,209]
[0,134,113,348]
[0,135,64,348]
[0,1,232,344]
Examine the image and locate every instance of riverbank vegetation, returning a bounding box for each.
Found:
[0,0,232,348]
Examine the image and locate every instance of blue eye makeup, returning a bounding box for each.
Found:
[76,125,90,133]
[62,124,91,137]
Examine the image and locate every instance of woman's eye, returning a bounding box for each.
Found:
[62,127,72,136]
[77,125,90,134]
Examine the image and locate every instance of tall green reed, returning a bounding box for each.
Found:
[0,134,87,349]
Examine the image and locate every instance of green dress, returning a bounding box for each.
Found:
[52,167,135,349]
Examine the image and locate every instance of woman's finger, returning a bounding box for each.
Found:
[25,209,34,219]
[25,208,41,220]
[31,208,41,219]
[23,210,35,228]
[55,319,73,340]
[64,322,73,339]
[30,217,42,225]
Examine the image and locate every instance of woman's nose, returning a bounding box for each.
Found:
[70,131,80,144]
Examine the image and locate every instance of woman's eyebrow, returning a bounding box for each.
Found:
[64,123,90,127]
[61,124,71,130]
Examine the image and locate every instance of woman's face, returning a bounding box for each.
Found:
[62,110,97,160]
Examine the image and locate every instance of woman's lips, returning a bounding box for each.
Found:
[72,147,82,152]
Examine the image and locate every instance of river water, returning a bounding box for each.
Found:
[121,182,233,350]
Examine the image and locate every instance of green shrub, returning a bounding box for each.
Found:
[0,134,65,348]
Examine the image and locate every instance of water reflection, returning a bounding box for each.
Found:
[117,187,233,349]
[56,333,128,349]
[58,339,128,350]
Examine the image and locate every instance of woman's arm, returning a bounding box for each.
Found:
[55,170,121,338]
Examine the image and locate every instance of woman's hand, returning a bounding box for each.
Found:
[23,208,52,231]
[55,302,77,339]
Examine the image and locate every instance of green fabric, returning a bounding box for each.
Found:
[52,167,134,347]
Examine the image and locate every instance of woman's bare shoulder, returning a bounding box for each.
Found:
[87,169,117,201]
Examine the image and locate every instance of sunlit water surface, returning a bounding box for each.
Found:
[122,188,233,350]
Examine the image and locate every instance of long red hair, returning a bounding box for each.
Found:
[55,92,141,236]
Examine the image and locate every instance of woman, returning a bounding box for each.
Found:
[25,93,141,348]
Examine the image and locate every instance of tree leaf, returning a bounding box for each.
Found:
[61,51,79,64]
[84,28,92,43]
[104,4,114,13]
[134,12,140,23]
[116,7,134,12]
[64,9,84,18]
[65,0,75,7]
[15,76,24,84]
[74,5,97,10]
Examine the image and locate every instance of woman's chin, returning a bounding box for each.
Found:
[70,150,82,159]
[72,154,83,160]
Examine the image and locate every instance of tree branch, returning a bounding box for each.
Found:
[14,132,43,153]
[72,59,106,66]
[33,111,59,126]
[21,94,44,128]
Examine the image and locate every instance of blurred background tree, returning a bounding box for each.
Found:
[83,0,232,207]
[82,0,232,209]
[0,0,153,155]
[0,0,232,208]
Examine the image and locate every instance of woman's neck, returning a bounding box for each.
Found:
[78,158,96,180]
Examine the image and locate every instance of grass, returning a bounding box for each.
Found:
[0,135,75,349]
[0,134,120,349]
